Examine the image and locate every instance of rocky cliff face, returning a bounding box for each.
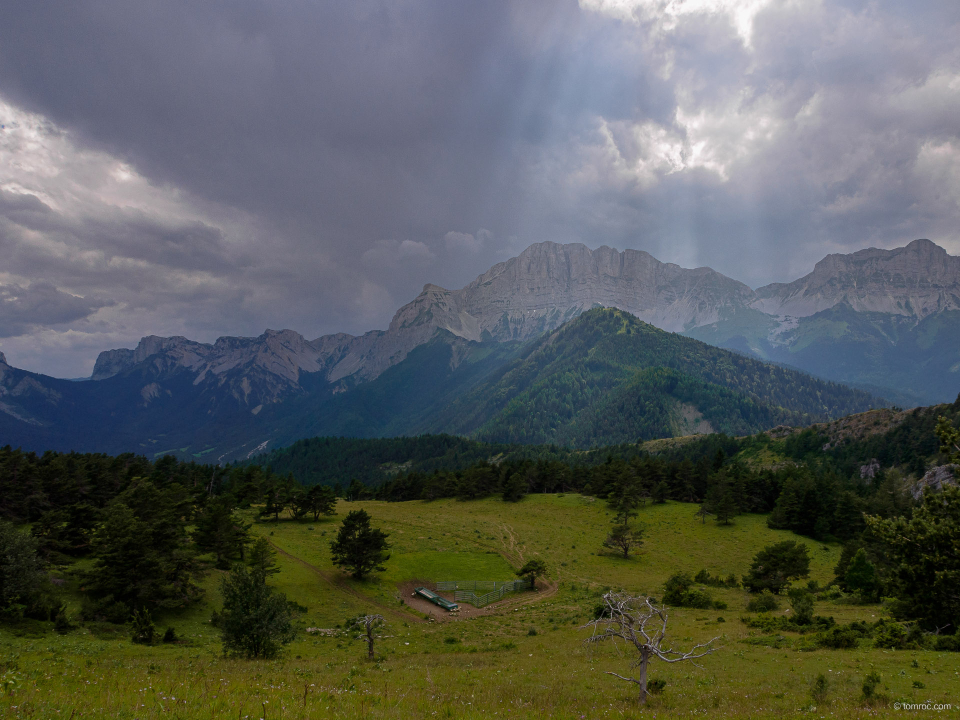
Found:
[91,242,758,399]
[753,239,960,319]
[86,238,960,409]
[399,242,757,340]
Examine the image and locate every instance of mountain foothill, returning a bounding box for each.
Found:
[2,238,958,462]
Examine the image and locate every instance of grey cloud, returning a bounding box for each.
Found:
[0,282,112,338]
[0,1,958,374]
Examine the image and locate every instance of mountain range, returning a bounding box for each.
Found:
[2,238,957,460]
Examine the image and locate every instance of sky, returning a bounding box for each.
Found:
[1,0,959,377]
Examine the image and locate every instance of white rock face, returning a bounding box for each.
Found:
[88,238,960,404]
[753,239,960,319]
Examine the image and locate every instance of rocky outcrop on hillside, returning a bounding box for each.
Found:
[912,464,958,499]
[753,239,960,319]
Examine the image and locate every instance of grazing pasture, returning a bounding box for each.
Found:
[1,496,956,718]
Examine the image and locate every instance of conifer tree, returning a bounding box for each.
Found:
[330,510,390,579]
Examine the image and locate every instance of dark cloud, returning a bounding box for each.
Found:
[0,282,112,338]
[0,0,957,374]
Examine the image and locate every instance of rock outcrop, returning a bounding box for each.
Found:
[912,464,958,500]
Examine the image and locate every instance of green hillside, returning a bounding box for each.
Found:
[427,308,883,446]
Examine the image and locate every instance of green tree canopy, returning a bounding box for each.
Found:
[330,510,390,580]
[743,541,810,594]
[0,520,46,614]
[219,564,295,658]
[516,559,548,586]
[865,485,960,631]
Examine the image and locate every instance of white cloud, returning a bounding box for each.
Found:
[579,0,780,47]
[443,230,491,253]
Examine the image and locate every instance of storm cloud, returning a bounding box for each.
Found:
[0,0,958,376]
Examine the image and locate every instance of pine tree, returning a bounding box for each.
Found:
[219,564,295,658]
[247,537,280,578]
[330,510,390,579]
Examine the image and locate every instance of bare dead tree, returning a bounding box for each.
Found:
[352,614,385,660]
[583,592,719,704]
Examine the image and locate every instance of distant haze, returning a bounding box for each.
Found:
[0,1,958,377]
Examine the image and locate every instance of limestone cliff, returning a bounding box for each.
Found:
[753,239,960,319]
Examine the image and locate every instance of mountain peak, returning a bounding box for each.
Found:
[754,239,960,319]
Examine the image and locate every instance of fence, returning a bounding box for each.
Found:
[435,579,531,608]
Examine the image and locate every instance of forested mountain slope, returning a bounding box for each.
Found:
[425,308,882,447]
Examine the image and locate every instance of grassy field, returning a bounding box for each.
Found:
[1,495,957,719]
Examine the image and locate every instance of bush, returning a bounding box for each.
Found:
[663,573,714,609]
[53,610,74,634]
[816,626,860,649]
[162,626,177,643]
[747,591,780,613]
[130,608,155,645]
[873,620,907,649]
[934,634,960,652]
[861,671,882,700]
[647,678,666,695]
[789,590,815,625]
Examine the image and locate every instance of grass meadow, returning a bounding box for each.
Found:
[1,495,957,718]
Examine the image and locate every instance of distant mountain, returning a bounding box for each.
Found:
[5,237,959,458]
[688,239,960,404]
[0,308,881,460]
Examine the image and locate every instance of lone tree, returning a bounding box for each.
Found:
[516,559,548,588]
[584,593,718,704]
[744,540,810,594]
[219,564,295,658]
[330,510,390,580]
[603,522,644,559]
[352,614,385,660]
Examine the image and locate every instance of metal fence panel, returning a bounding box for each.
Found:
[438,579,529,607]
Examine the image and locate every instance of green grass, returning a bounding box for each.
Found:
[2,496,957,718]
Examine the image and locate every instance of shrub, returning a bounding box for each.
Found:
[861,671,882,700]
[162,626,177,643]
[648,678,666,695]
[816,626,860,649]
[747,591,780,613]
[789,590,815,625]
[663,573,714,609]
[873,620,907,649]
[130,608,155,645]
[934,634,960,652]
